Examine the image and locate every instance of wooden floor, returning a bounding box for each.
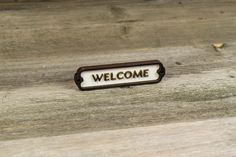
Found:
[0,0,236,156]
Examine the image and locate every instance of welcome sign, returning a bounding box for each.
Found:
[74,60,165,91]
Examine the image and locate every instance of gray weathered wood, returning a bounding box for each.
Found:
[1,117,236,157]
[0,0,236,145]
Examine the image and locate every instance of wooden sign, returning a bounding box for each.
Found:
[74,60,165,91]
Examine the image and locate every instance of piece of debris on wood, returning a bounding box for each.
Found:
[212,43,225,51]
[212,43,225,48]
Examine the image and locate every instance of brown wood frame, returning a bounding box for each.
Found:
[74,60,165,91]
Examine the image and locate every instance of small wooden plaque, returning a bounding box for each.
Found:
[74,60,165,91]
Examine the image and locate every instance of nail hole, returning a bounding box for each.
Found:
[175,62,182,65]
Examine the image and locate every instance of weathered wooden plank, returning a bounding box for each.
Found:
[0,63,235,141]
[0,0,235,60]
[0,0,236,141]
[1,117,236,157]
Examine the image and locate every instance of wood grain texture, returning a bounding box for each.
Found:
[1,117,236,157]
[0,0,236,145]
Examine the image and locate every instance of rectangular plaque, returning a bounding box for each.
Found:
[74,60,165,91]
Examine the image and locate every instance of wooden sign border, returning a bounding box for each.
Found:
[74,60,165,91]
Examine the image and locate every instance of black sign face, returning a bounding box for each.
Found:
[74,60,165,91]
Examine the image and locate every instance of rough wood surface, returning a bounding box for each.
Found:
[0,1,236,155]
[1,117,236,157]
